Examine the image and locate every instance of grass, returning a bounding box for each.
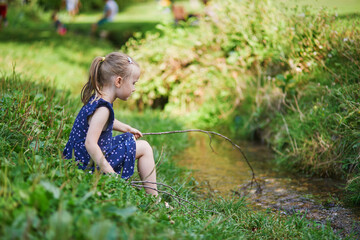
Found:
[0,71,345,239]
[0,0,358,238]
[0,8,112,94]
[278,0,360,15]
[0,1,173,94]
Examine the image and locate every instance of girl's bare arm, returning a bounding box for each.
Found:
[113,119,143,139]
[85,107,115,174]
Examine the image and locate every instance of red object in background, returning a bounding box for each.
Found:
[58,26,67,35]
[0,5,7,19]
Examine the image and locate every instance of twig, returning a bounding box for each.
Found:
[144,146,164,180]
[132,184,198,218]
[280,115,297,154]
[142,129,261,191]
[293,95,304,122]
[131,183,220,215]
[131,180,180,195]
[131,184,184,208]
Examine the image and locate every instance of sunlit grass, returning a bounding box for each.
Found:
[0,38,112,95]
[278,0,360,14]
[0,1,175,95]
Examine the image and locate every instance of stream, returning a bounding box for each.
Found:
[175,134,360,238]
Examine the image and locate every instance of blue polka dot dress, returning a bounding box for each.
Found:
[63,96,136,179]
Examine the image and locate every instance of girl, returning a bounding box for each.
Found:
[63,52,158,196]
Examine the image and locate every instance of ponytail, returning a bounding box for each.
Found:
[81,56,104,104]
[81,52,139,104]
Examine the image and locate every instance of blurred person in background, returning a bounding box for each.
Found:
[64,0,81,17]
[0,0,8,29]
[159,0,171,13]
[91,0,118,34]
[51,11,67,35]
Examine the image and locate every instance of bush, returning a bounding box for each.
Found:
[123,0,360,204]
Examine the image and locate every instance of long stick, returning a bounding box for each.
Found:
[142,129,261,190]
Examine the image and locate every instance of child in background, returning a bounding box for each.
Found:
[0,0,8,29]
[51,11,67,35]
[64,0,81,17]
[63,52,158,196]
[159,0,171,13]
[91,0,118,34]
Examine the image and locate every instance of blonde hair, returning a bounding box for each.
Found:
[81,52,139,104]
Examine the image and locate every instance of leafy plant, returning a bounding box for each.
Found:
[122,0,360,205]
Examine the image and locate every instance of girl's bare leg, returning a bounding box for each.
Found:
[135,140,158,196]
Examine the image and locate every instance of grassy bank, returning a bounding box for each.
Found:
[0,72,343,239]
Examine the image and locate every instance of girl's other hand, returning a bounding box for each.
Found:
[129,127,143,139]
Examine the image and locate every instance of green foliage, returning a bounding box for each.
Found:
[36,0,62,11]
[10,0,47,21]
[346,175,360,206]
[123,0,360,205]
[123,0,336,126]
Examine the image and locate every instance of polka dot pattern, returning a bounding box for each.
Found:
[63,96,136,179]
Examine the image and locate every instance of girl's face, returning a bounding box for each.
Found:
[116,66,140,101]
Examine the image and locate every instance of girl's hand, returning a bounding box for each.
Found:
[129,127,143,139]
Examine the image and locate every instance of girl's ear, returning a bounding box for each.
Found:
[114,76,123,88]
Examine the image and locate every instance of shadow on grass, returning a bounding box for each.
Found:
[68,21,160,47]
[0,20,160,48]
[337,12,360,20]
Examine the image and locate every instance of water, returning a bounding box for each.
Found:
[175,134,360,237]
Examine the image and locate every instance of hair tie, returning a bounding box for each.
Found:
[127,57,133,64]
[100,57,105,62]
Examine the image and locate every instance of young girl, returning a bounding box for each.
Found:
[63,52,158,196]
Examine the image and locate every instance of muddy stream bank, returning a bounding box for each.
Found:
[175,134,360,238]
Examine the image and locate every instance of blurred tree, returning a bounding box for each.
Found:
[37,0,62,10]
